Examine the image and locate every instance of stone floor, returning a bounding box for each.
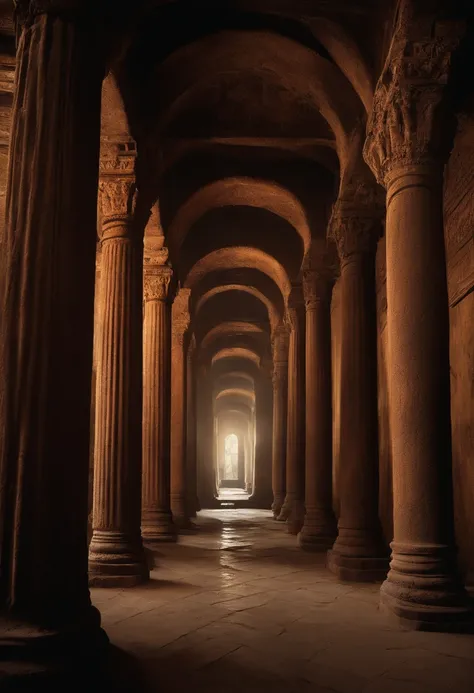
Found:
[92,510,474,693]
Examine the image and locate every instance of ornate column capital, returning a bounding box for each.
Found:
[363,15,465,186]
[98,138,137,237]
[302,269,334,309]
[328,187,383,265]
[143,265,172,303]
[271,323,289,386]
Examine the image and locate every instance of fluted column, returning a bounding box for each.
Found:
[271,325,289,519]
[299,268,337,550]
[88,149,149,587]
[278,287,306,534]
[364,13,473,630]
[141,242,176,543]
[327,202,388,581]
[170,289,193,529]
[186,337,200,517]
[0,5,106,660]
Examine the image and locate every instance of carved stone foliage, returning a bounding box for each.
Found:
[329,214,381,263]
[99,178,136,224]
[302,269,333,309]
[271,323,289,366]
[144,266,172,302]
[364,10,465,184]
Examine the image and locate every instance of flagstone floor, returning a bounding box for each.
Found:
[92,509,474,693]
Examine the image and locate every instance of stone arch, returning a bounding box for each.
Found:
[212,348,260,368]
[153,30,364,163]
[185,247,292,300]
[194,284,280,333]
[166,177,312,261]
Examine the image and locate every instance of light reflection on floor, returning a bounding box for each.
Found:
[92,510,474,693]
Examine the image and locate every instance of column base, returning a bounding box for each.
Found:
[277,495,291,522]
[378,542,474,633]
[0,607,108,687]
[327,527,389,582]
[173,516,198,533]
[88,531,150,587]
[142,511,177,544]
[287,499,305,535]
[272,494,285,519]
[299,510,337,551]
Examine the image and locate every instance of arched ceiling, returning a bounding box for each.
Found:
[212,349,261,369]
[166,177,312,261]
[185,248,292,300]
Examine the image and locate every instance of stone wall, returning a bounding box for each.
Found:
[445,116,474,584]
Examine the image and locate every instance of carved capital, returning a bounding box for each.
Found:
[331,215,380,263]
[271,324,289,365]
[364,19,465,185]
[99,178,137,229]
[302,269,333,309]
[143,266,172,302]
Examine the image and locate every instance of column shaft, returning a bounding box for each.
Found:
[271,327,288,519]
[142,264,176,542]
[327,214,388,580]
[170,290,193,529]
[278,294,305,534]
[379,164,473,627]
[89,175,149,586]
[252,375,273,508]
[362,16,473,630]
[0,10,105,654]
[299,272,337,550]
[186,344,199,517]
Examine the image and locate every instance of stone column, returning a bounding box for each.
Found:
[299,267,337,550]
[278,287,306,534]
[141,241,176,543]
[327,200,388,581]
[363,17,473,629]
[88,147,149,587]
[245,415,255,494]
[197,366,216,508]
[0,5,106,660]
[253,369,273,508]
[170,289,193,529]
[186,337,200,517]
[271,325,289,519]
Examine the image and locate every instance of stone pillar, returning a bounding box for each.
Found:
[0,5,106,661]
[327,200,388,581]
[299,267,337,550]
[245,414,255,494]
[363,16,473,629]
[88,146,149,586]
[253,370,273,508]
[186,337,200,517]
[170,289,193,529]
[278,287,306,534]
[141,240,176,543]
[271,325,289,519]
[197,366,216,508]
